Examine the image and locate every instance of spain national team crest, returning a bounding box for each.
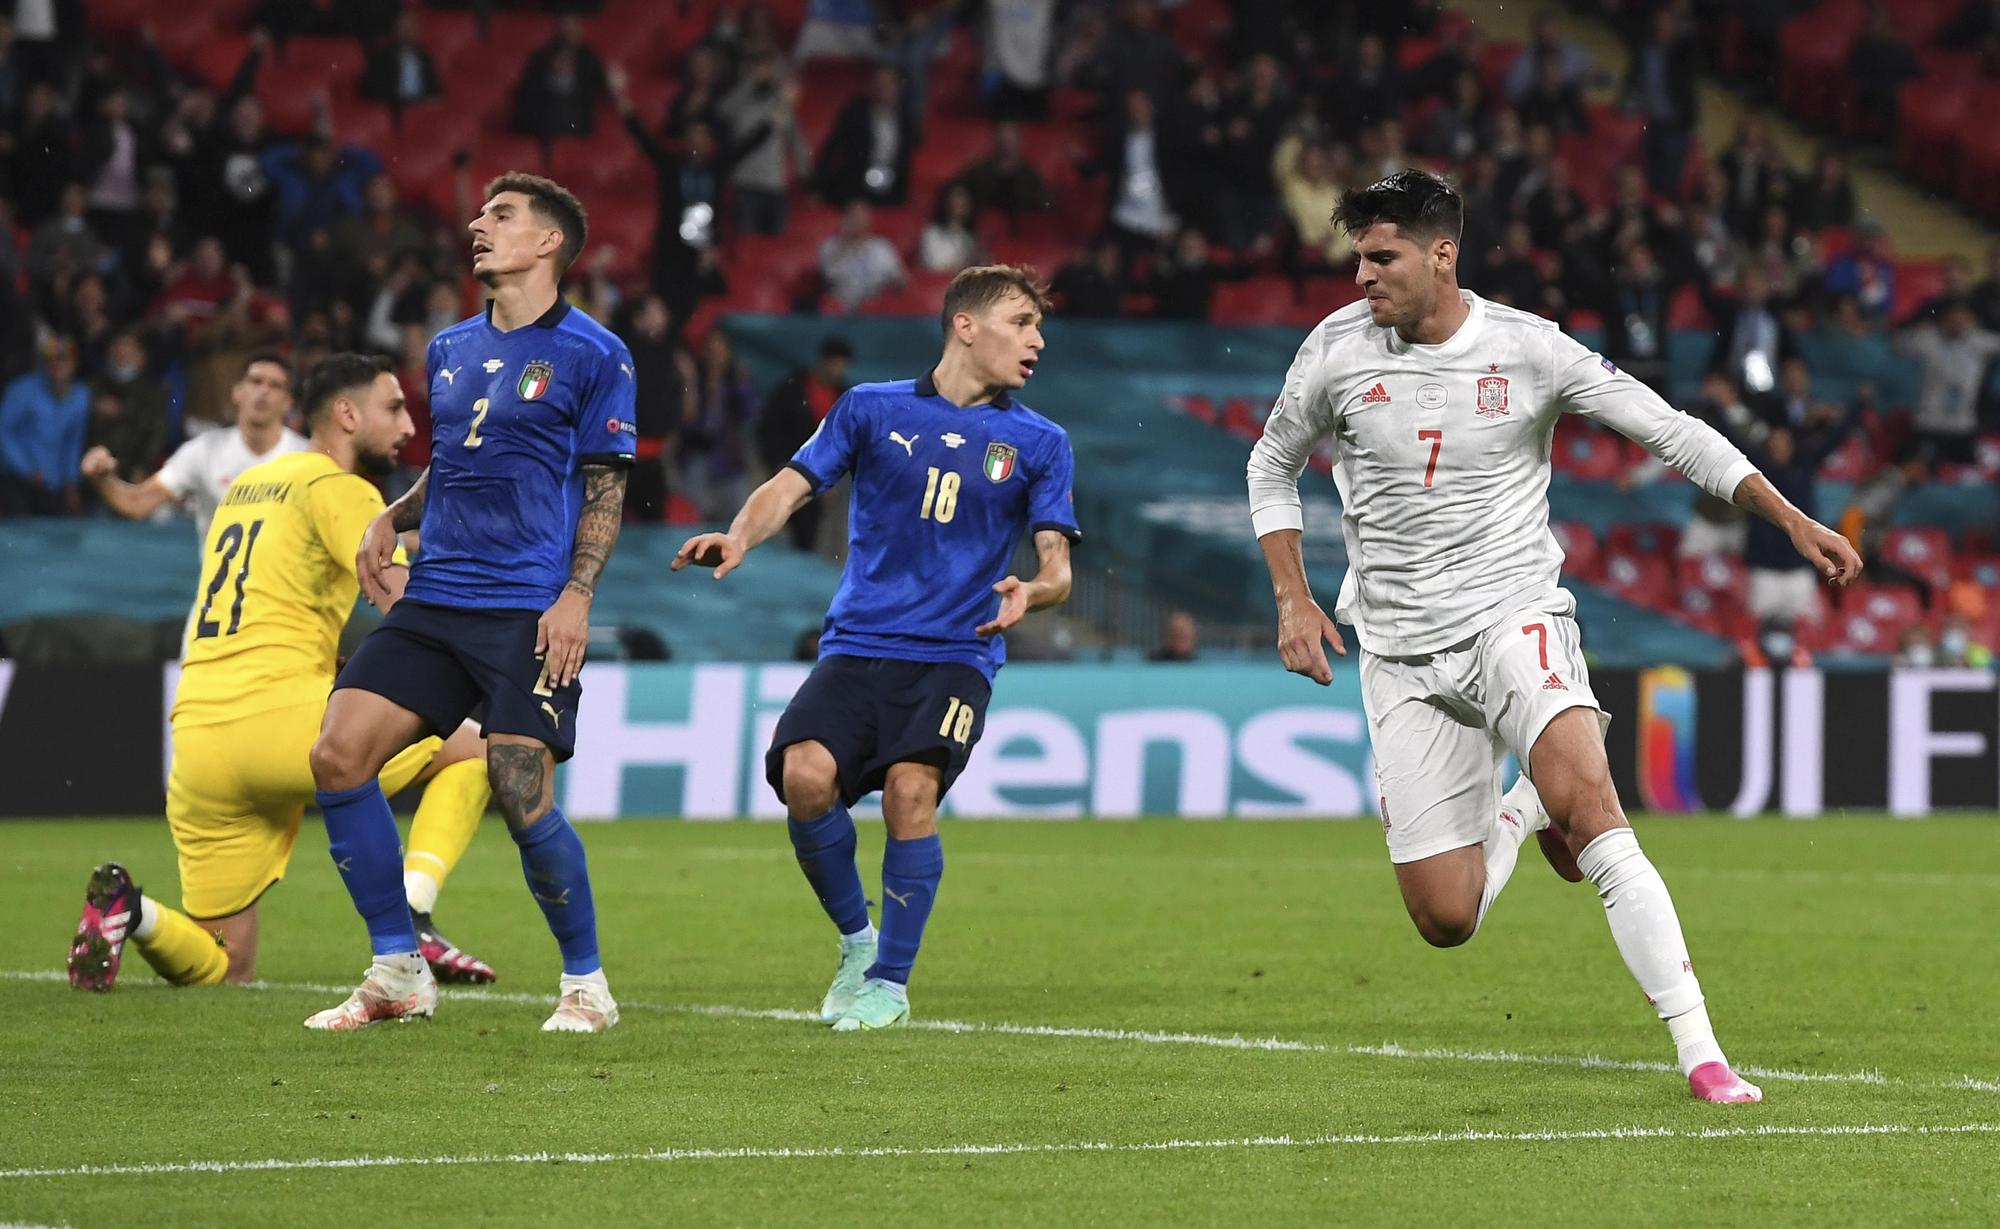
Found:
[1475,374,1511,419]
[983,441,1018,483]
[518,360,554,400]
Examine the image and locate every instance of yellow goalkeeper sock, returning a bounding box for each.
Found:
[404,758,490,914]
[133,899,228,987]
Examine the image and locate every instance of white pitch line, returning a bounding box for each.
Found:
[3,1122,1997,1181]
[0,970,1963,1091]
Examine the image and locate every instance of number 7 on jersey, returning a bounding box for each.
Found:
[1418,429,1443,489]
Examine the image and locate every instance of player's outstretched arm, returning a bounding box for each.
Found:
[539,463,628,688]
[357,467,426,608]
[673,467,815,580]
[976,530,1072,637]
[1258,528,1346,686]
[1732,471,1863,586]
[80,447,176,519]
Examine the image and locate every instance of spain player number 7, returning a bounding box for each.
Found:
[1418,429,1443,489]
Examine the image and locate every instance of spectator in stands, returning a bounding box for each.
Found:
[1151,227,1228,322]
[918,184,985,275]
[1214,53,1289,252]
[1629,374,1757,558]
[1822,219,1897,320]
[263,135,377,254]
[77,87,150,259]
[511,15,610,144]
[1097,88,1181,252]
[1938,610,1995,668]
[819,202,906,313]
[1504,8,1595,103]
[1324,33,1402,135]
[1841,441,1937,603]
[717,52,811,236]
[1715,116,1788,241]
[1273,134,1351,279]
[1846,5,1921,137]
[1894,623,1938,668]
[1480,221,1547,312]
[668,44,727,140]
[7,82,73,225]
[1521,155,1588,252]
[1896,298,2000,468]
[1762,356,1823,430]
[1910,255,1977,325]
[1623,7,1699,201]
[1051,238,1126,318]
[609,70,753,319]
[1148,611,1199,662]
[1515,53,1588,135]
[947,121,1051,225]
[982,0,1056,120]
[1090,0,1184,109]
[1420,69,1487,165]
[681,329,758,520]
[1810,294,1903,405]
[1791,149,1857,233]
[86,331,166,484]
[330,173,425,274]
[794,0,885,63]
[59,274,117,379]
[1972,242,2000,331]
[27,184,109,288]
[0,337,88,516]
[1707,267,1796,396]
[1733,411,1853,631]
[756,336,854,550]
[814,65,916,207]
[1600,241,1673,391]
[618,292,695,522]
[1744,203,1814,307]
[128,166,188,278]
[360,9,442,118]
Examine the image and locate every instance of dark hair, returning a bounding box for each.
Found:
[240,348,291,379]
[817,336,855,361]
[483,171,589,274]
[299,352,393,427]
[939,264,1051,339]
[1331,168,1464,245]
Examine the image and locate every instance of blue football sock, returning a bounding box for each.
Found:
[787,804,871,936]
[316,781,418,957]
[513,805,601,976]
[868,833,943,985]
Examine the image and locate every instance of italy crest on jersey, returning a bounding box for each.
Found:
[983,441,1018,483]
[1475,375,1510,419]
[518,360,554,400]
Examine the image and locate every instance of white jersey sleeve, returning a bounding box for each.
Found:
[1247,321,1338,539]
[1550,330,1758,503]
[152,435,207,500]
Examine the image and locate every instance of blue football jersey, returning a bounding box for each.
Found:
[789,371,1081,679]
[409,300,637,610]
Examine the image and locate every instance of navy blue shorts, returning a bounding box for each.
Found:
[765,655,991,808]
[334,599,580,761]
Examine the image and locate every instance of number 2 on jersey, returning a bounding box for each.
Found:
[464,397,490,448]
[920,467,960,523]
[194,519,265,639]
[1418,429,1443,489]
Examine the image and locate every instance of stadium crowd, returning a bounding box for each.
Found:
[0,0,1995,659]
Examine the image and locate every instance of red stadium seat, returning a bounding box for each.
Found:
[1550,521,1600,580]
[1882,527,1954,590]
[1550,421,1626,481]
[1819,434,1878,482]
[1952,553,2000,590]
[1897,77,1975,191]
[1606,522,1681,559]
[1599,550,1674,609]
[1832,610,1901,654]
[1849,584,1924,632]
[1209,278,1326,328]
[1680,554,1749,602]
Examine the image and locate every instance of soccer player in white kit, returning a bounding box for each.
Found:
[1246,171,1862,1104]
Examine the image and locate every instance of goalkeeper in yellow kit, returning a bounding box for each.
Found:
[67,354,499,989]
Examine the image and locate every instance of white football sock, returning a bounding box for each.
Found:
[404,869,441,916]
[841,922,879,947]
[376,951,428,980]
[1474,800,1533,931]
[865,977,909,1003]
[1666,1003,1728,1076]
[1576,828,1707,1032]
[562,967,610,992]
[1501,774,1551,833]
[134,894,160,939]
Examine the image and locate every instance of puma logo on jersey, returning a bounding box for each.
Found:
[620,362,634,381]
[439,367,460,386]
[1542,673,1567,691]
[890,432,919,455]
[1360,383,1392,404]
[541,701,562,727]
[883,886,914,907]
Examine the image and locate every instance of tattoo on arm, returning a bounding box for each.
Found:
[488,742,551,829]
[567,463,628,597]
[388,468,428,533]
[1030,530,1073,609]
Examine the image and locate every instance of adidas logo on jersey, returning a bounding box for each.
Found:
[1542,673,1567,691]
[1360,383,1392,404]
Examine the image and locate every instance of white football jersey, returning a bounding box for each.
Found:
[155,426,310,540]
[1247,291,1758,657]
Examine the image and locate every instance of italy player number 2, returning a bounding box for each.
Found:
[464,397,490,448]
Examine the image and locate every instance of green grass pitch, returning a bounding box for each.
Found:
[2,815,1997,1226]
